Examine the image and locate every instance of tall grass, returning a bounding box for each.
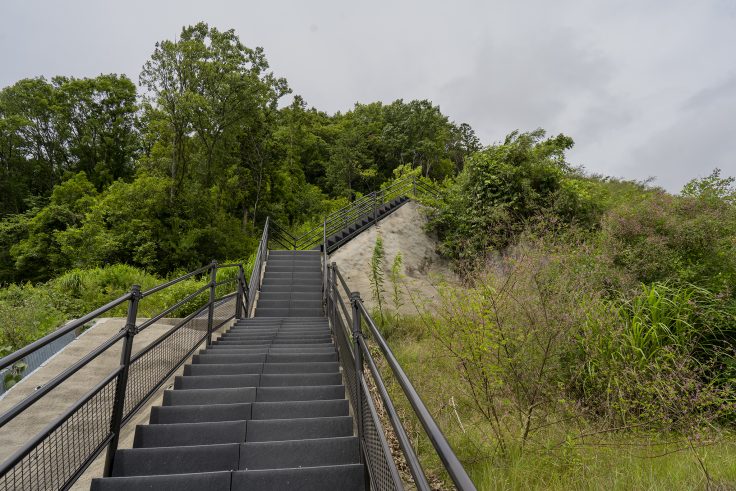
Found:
[369,231,735,489]
[0,256,256,352]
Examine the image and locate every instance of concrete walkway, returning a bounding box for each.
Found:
[0,316,231,490]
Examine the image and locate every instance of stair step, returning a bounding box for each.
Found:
[255,300,323,309]
[231,464,364,491]
[150,403,252,424]
[163,388,256,406]
[255,385,345,401]
[240,436,359,469]
[262,362,339,374]
[133,420,247,448]
[258,292,322,301]
[91,471,232,491]
[222,331,330,338]
[174,374,260,390]
[265,267,321,273]
[112,443,240,476]
[245,416,353,441]
[269,250,321,256]
[255,284,317,292]
[262,278,321,285]
[267,347,336,353]
[252,399,349,419]
[193,354,267,363]
[270,338,332,344]
[212,341,333,348]
[266,353,337,363]
[256,308,323,317]
[184,363,264,376]
[259,373,342,387]
[199,349,332,359]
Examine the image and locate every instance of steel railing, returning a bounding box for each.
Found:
[269,176,439,253]
[0,237,262,489]
[326,262,476,491]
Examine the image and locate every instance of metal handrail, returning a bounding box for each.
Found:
[139,264,211,298]
[327,262,477,491]
[357,301,476,490]
[0,249,254,489]
[247,217,270,316]
[0,293,132,371]
[271,176,439,253]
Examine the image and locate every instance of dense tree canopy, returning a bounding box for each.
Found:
[0,22,479,283]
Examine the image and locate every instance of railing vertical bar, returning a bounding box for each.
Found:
[102,284,141,477]
[206,261,217,346]
[235,265,244,320]
[322,217,327,310]
[350,292,365,466]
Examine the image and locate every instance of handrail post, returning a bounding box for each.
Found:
[350,291,364,464]
[103,284,141,477]
[331,263,337,333]
[413,176,417,197]
[235,265,245,319]
[372,191,377,225]
[322,217,327,310]
[206,260,217,346]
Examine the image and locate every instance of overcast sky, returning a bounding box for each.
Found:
[2,0,734,191]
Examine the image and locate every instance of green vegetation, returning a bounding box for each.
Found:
[370,235,386,323]
[368,137,735,488]
[0,22,477,353]
[0,23,477,286]
[1,20,734,490]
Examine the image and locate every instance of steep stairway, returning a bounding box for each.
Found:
[325,195,409,252]
[91,251,364,490]
[256,250,323,317]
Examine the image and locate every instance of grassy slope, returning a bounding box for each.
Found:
[380,330,736,491]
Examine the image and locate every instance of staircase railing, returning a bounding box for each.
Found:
[326,262,476,491]
[246,216,270,317]
[0,254,255,490]
[269,175,439,253]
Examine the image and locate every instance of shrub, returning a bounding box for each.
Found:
[428,129,602,269]
[416,231,735,459]
[601,190,736,293]
[576,282,736,429]
[0,284,65,350]
[370,235,386,322]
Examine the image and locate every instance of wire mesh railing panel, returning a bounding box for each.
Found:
[332,309,357,407]
[211,294,237,330]
[123,293,236,419]
[360,376,403,491]
[0,374,118,491]
[123,305,209,418]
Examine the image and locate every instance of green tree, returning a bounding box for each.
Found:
[139,22,289,201]
[430,129,599,263]
[10,172,97,281]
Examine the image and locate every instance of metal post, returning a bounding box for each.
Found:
[206,260,217,346]
[322,218,327,310]
[103,284,141,477]
[372,192,377,225]
[331,263,337,332]
[350,291,364,463]
[413,176,417,197]
[235,265,245,319]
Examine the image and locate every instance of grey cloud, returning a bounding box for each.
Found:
[1,0,734,192]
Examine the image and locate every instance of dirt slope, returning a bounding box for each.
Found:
[329,201,456,314]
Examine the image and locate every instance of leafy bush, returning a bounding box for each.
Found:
[0,284,65,350]
[413,231,734,460]
[576,282,736,428]
[601,189,736,293]
[428,129,602,268]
